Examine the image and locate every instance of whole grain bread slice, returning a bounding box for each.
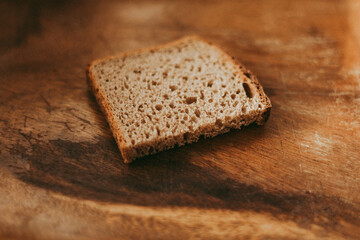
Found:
[87,36,271,163]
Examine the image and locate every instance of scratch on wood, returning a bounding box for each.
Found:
[280,71,287,90]
[64,122,73,132]
[52,120,74,132]
[279,138,285,157]
[19,131,34,146]
[290,111,302,154]
[69,110,91,125]
[40,94,52,113]
[275,123,285,156]
[23,115,36,128]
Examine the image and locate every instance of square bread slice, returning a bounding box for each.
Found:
[87,36,271,163]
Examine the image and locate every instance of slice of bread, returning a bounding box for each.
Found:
[87,36,271,163]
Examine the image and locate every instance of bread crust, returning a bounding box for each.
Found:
[86,67,131,161]
[87,35,272,163]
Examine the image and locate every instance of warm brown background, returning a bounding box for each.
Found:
[1,0,360,239]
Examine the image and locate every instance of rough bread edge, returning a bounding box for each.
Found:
[87,35,272,163]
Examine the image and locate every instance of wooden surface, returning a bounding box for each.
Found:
[1,0,360,239]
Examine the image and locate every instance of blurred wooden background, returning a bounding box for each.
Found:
[0,0,359,239]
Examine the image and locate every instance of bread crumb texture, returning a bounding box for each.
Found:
[88,36,271,163]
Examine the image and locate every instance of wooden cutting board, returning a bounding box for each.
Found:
[1,0,359,239]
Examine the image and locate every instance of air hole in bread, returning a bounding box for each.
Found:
[155,104,163,111]
[231,93,236,99]
[170,85,177,91]
[245,72,252,79]
[163,94,169,99]
[186,97,197,104]
[195,109,201,118]
[243,83,253,98]
[169,102,175,108]
[207,80,213,87]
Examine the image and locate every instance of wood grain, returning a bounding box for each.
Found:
[0,0,359,239]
